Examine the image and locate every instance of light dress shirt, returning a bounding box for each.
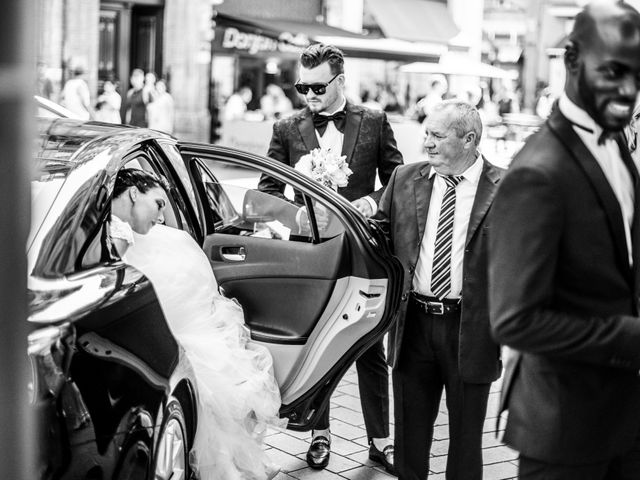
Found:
[559,93,635,265]
[413,154,484,299]
[314,96,377,214]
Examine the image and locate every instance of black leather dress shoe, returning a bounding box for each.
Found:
[306,436,330,469]
[369,443,397,476]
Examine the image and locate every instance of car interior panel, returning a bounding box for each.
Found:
[205,233,347,339]
[75,274,180,379]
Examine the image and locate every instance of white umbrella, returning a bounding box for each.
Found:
[400,60,517,80]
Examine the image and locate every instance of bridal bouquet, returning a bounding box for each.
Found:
[295,148,352,191]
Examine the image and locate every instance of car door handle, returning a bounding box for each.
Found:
[220,246,246,262]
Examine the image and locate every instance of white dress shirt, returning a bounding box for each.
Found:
[559,94,635,265]
[314,97,377,214]
[413,155,484,299]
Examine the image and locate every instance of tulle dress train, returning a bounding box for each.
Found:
[125,224,284,479]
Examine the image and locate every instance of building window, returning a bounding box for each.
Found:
[99,10,118,81]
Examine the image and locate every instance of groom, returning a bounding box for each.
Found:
[258,43,403,474]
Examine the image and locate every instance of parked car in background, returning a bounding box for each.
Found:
[29,115,403,479]
[35,95,76,119]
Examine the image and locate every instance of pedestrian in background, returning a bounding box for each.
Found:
[36,61,54,100]
[223,86,252,122]
[124,68,148,127]
[376,100,502,480]
[147,79,175,134]
[258,43,403,475]
[61,65,92,120]
[489,2,640,478]
[95,80,122,124]
[144,71,158,104]
[260,84,293,120]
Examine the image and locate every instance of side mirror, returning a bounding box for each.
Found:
[242,189,275,223]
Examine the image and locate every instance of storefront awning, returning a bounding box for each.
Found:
[212,13,313,56]
[213,12,444,63]
[365,0,459,44]
[244,17,367,40]
[400,59,517,79]
[316,35,445,63]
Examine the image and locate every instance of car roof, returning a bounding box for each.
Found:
[35,118,174,174]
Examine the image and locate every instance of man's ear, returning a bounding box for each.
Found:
[465,132,477,149]
[564,41,580,74]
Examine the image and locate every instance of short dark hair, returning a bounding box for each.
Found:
[114,168,167,199]
[569,0,640,51]
[300,43,344,75]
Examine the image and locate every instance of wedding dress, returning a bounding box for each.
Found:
[123,224,283,479]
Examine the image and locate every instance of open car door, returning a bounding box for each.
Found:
[178,144,403,430]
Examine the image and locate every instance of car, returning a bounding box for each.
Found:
[28,116,403,479]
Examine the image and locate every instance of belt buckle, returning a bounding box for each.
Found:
[426,301,444,315]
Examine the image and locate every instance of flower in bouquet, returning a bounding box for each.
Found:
[295,148,352,191]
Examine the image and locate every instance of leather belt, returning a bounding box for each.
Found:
[410,291,461,315]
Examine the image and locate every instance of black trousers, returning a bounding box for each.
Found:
[314,337,389,440]
[393,299,491,480]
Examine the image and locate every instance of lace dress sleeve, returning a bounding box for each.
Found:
[110,214,135,246]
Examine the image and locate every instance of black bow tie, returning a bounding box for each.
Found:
[598,129,619,145]
[312,110,346,136]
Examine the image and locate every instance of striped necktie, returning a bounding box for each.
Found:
[431,175,464,300]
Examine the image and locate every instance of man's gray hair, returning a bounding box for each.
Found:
[431,99,483,146]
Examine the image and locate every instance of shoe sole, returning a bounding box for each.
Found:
[306,455,329,470]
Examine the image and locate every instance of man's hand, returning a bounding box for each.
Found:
[298,204,330,232]
[352,198,374,218]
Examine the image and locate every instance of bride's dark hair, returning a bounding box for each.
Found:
[114,168,166,198]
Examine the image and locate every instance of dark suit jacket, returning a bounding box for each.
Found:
[258,102,403,203]
[376,158,503,384]
[489,107,640,464]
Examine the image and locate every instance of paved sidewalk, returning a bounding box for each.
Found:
[266,366,518,480]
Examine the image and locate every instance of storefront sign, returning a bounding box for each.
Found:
[216,27,309,55]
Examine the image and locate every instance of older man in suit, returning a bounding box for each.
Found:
[489,2,640,478]
[259,43,403,473]
[376,99,502,480]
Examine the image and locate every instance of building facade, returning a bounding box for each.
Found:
[35,0,215,141]
[35,0,480,142]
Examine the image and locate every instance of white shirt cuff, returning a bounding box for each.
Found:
[364,195,378,216]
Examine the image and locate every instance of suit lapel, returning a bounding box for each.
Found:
[297,108,320,152]
[414,165,434,244]
[341,102,363,163]
[549,109,632,280]
[465,158,500,247]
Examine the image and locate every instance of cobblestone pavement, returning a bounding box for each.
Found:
[266,365,518,480]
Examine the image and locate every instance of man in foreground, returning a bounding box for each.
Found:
[377,100,502,479]
[489,2,640,478]
[259,43,403,474]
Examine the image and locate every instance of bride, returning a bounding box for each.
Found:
[110,168,283,479]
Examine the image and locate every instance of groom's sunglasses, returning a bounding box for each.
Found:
[294,73,340,95]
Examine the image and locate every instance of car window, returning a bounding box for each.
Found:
[193,158,345,243]
[156,140,199,215]
[145,145,199,239]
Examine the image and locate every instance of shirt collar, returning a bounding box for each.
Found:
[320,96,347,116]
[558,93,603,138]
[428,153,483,185]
